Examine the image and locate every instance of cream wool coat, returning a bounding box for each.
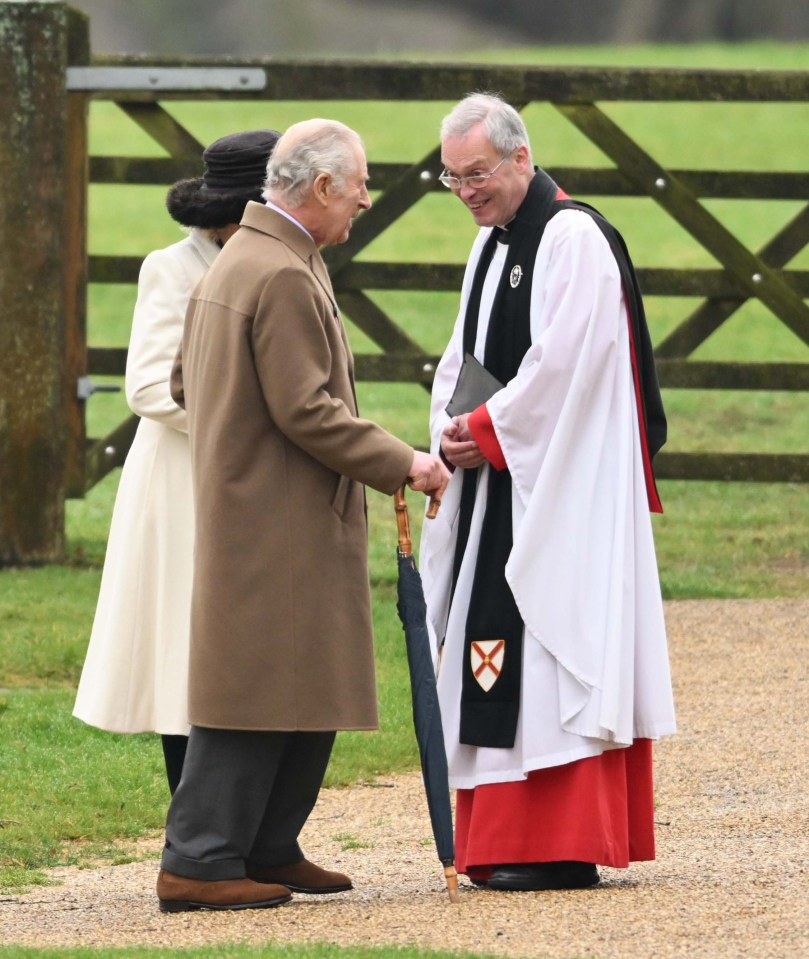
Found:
[74,229,219,735]
[171,202,414,732]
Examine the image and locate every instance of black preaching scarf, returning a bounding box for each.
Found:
[454,170,558,749]
[450,169,666,750]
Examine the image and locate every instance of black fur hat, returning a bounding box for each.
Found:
[166,129,281,229]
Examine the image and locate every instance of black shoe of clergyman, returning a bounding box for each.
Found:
[486,861,600,891]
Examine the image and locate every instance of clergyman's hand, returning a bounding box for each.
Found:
[441,415,486,469]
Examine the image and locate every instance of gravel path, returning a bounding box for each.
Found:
[1,600,807,958]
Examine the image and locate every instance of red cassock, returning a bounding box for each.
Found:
[456,739,655,877]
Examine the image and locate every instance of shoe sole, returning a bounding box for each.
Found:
[282,883,352,894]
[486,878,600,891]
[159,893,292,913]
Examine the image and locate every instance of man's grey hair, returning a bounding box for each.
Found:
[440,92,531,161]
[263,120,363,207]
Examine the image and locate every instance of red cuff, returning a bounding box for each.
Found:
[468,404,507,471]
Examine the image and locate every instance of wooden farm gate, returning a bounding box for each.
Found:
[1,1,807,562]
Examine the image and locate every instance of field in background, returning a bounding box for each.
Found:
[0,43,806,890]
[84,40,808,593]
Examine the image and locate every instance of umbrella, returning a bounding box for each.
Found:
[394,485,460,904]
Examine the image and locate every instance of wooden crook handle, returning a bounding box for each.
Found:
[394,486,412,557]
[396,485,441,556]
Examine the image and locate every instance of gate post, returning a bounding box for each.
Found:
[0,1,89,564]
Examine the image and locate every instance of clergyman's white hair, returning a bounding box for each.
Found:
[441,92,532,162]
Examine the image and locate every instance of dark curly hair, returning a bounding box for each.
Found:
[165,178,265,229]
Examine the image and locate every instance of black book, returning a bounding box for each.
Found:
[445,353,504,417]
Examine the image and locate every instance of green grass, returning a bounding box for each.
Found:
[0,689,166,870]
[1,42,807,903]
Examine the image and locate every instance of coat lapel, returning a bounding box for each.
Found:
[240,201,355,383]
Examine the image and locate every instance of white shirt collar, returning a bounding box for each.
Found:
[265,199,313,241]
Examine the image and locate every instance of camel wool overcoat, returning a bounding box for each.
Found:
[171,202,414,731]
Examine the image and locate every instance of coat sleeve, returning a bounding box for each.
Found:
[251,263,414,495]
[126,245,201,432]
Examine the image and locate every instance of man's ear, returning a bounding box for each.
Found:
[312,172,332,207]
[513,145,531,174]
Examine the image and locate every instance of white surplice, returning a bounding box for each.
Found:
[420,210,676,790]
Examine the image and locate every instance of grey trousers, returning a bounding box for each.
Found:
[161,725,335,881]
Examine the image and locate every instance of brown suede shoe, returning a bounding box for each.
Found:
[246,858,352,894]
[157,868,292,912]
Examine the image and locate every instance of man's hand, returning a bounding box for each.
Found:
[441,415,486,469]
[407,451,450,503]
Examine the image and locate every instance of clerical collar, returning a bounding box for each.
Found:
[492,223,513,244]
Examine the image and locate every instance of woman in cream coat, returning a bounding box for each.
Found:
[73,130,280,792]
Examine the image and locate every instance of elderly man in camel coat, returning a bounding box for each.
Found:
[157,119,448,913]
